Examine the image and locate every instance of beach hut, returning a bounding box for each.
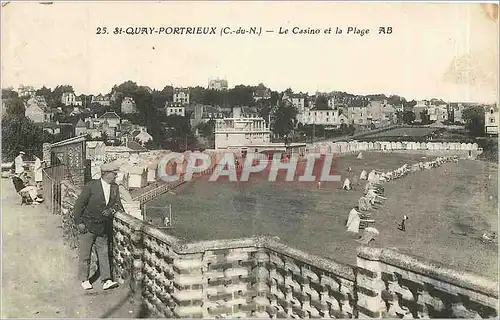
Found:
[374,142,381,151]
[146,161,158,182]
[368,142,374,150]
[122,165,148,189]
[420,142,427,150]
[391,142,398,150]
[380,142,389,151]
[472,143,478,151]
[426,142,434,151]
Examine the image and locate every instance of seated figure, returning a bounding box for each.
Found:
[359,170,368,180]
[342,178,351,190]
[12,175,43,204]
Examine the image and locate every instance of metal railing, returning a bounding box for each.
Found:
[42,164,87,215]
[42,168,61,215]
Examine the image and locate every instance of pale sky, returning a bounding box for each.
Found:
[1,1,498,103]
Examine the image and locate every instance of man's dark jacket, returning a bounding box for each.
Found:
[74,179,124,236]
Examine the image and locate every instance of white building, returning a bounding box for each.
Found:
[100,112,121,128]
[253,88,271,101]
[173,88,190,105]
[17,85,36,98]
[284,93,307,113]
[166,103,185,117]
[134,128,154,146]
[298,108,348,127]
[485,105,499,136]
[428,105,448,122]
[208,79,228,91]
[449,103,465,123]
[61,92,83,106]
[328,97,335,109]
[348,106,369,126]
[91,94,111,106]
[214,107,271,150]
[25,96,51,123]
[121,97,137,114]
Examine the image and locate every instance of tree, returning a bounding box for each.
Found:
[402,111,416,124]
[387,95,405,106]
[272,100,298,137]
[420,109,430,125]
[1,115,54,161]
[227,85,254,106]
[36,86,52,103]
[164,115,196,150]
[3,96,25,117]
[315,96,329,110]
[51,85,74,106]
[2,88,19,100]
[196,119,215,138]
[404,100,417,108]
[189,86,206,104]
[348,124,356,135]
[462,106,485,137]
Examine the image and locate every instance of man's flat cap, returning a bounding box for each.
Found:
[101,163,119,172]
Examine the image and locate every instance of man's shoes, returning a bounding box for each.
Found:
[81,280,93,290]
[102,279,119,290]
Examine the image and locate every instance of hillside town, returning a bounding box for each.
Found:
[2,80,498,154]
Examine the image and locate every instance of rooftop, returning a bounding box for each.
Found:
[100,112,120,119]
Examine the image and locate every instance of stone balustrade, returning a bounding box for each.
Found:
[110,212,498,319]
[356,247,498,318]
[56,179,497,319]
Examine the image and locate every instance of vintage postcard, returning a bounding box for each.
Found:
[1,1,498,318]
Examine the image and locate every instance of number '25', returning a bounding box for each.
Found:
[96,27,108,34]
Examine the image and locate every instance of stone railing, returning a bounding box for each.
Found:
[357,247,498,318]
[111,212,498,319]
[55,180,498,319]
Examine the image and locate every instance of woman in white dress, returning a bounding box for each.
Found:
[34,155,43,185]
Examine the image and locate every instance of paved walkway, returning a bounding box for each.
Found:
[1,178,143,318]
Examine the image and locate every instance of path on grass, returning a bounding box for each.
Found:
[1,178,143,318]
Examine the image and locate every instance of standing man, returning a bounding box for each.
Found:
[34,154,43,187]
[74,163,123,291]
[14,151,25,175]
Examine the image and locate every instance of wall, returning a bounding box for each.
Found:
[357,247,498,318]
[109,214,498,318]
[54,175,498,319]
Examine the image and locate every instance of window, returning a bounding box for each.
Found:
[491,109,494,114]
[226,134,229,140]
[491,118,495,124]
